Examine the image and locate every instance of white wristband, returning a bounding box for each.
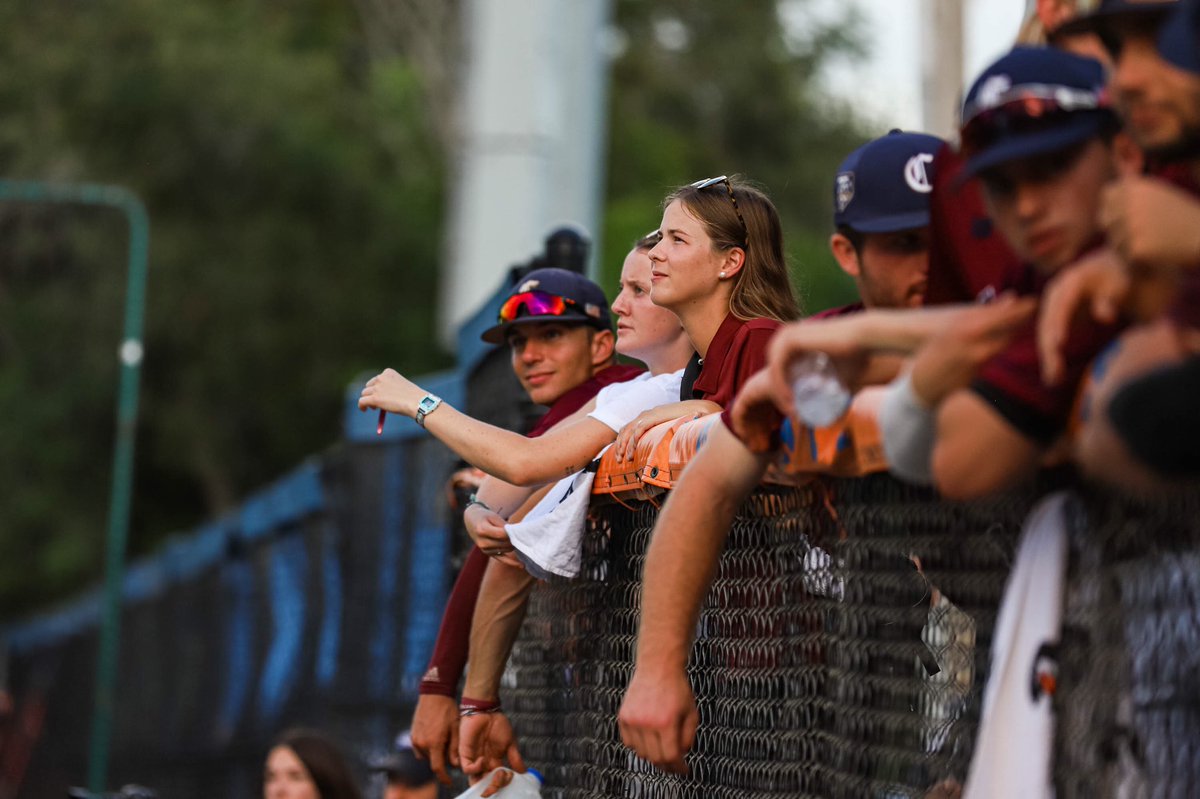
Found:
[879,370,937,486]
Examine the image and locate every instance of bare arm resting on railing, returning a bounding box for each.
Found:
[858,297,1038,494]
[617,420,770,773]
[463,559,536,705]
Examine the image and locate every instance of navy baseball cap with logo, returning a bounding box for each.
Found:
[1158,0,1200,73]
[959,47,1117,179]
[833,130,945,233]
[481,267,613,344]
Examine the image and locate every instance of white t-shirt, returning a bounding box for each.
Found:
[587,369,684,432]
[506,367,685,580]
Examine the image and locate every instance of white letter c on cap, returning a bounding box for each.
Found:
[904,153,934,194]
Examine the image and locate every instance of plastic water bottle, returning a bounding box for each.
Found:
[789,351,851,428]
[453,768,543,798]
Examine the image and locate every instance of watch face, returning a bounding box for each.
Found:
[416,395,440,425]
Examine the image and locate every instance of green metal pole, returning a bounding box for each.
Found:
[0,180,149,793]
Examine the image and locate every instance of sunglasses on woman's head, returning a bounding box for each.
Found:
[690,175,749,249]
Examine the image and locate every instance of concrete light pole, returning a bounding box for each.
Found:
[920,0,965,139]
[438,0,613,346]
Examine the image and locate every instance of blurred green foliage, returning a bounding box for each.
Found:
[0,0,866,616]
[601,0,867,311]
[0,0,447,615]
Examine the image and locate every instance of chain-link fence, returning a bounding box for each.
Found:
[506,475,1200,798]
[4,435,1198,797]
[508,476,1026,798]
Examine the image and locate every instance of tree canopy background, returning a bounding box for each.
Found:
[0,0,867,617]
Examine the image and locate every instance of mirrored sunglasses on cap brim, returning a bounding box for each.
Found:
[960,86,1108,156]
[498,290,579,323]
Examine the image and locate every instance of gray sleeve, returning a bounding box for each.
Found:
[879,370,937,486]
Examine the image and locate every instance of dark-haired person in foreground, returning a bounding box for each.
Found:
[382,267,643,785]
[896,47,1130,499]
[898,43,1154,797]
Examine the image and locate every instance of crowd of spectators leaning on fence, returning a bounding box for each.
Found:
[356,0,1200,793]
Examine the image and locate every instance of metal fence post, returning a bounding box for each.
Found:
[0,180,150,793]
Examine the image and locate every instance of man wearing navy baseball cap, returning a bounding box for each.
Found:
[915,46,1126,499]
[478,267,618,407]
[480,267,613,343]
[360,263,641,785]
[820,130,945,313]
[959,47,1121,276]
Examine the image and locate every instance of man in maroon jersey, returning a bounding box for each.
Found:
[407,267,642,784]
[909,47,1127,499]
[816,129,945,315]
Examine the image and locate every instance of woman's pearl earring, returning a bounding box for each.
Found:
[719,271,727,278]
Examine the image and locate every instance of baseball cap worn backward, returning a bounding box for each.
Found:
[833,130,946,234]
[1054,0,1177,38]
[480,267,613,344]
[1157,0,1200,74]
[959,47,1115,179]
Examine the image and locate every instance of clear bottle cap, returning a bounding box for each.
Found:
[789,351,851,428]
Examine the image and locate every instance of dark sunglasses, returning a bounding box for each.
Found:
[690,175,749,249]
[498,290,578,323]
[960,85,1109,157]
